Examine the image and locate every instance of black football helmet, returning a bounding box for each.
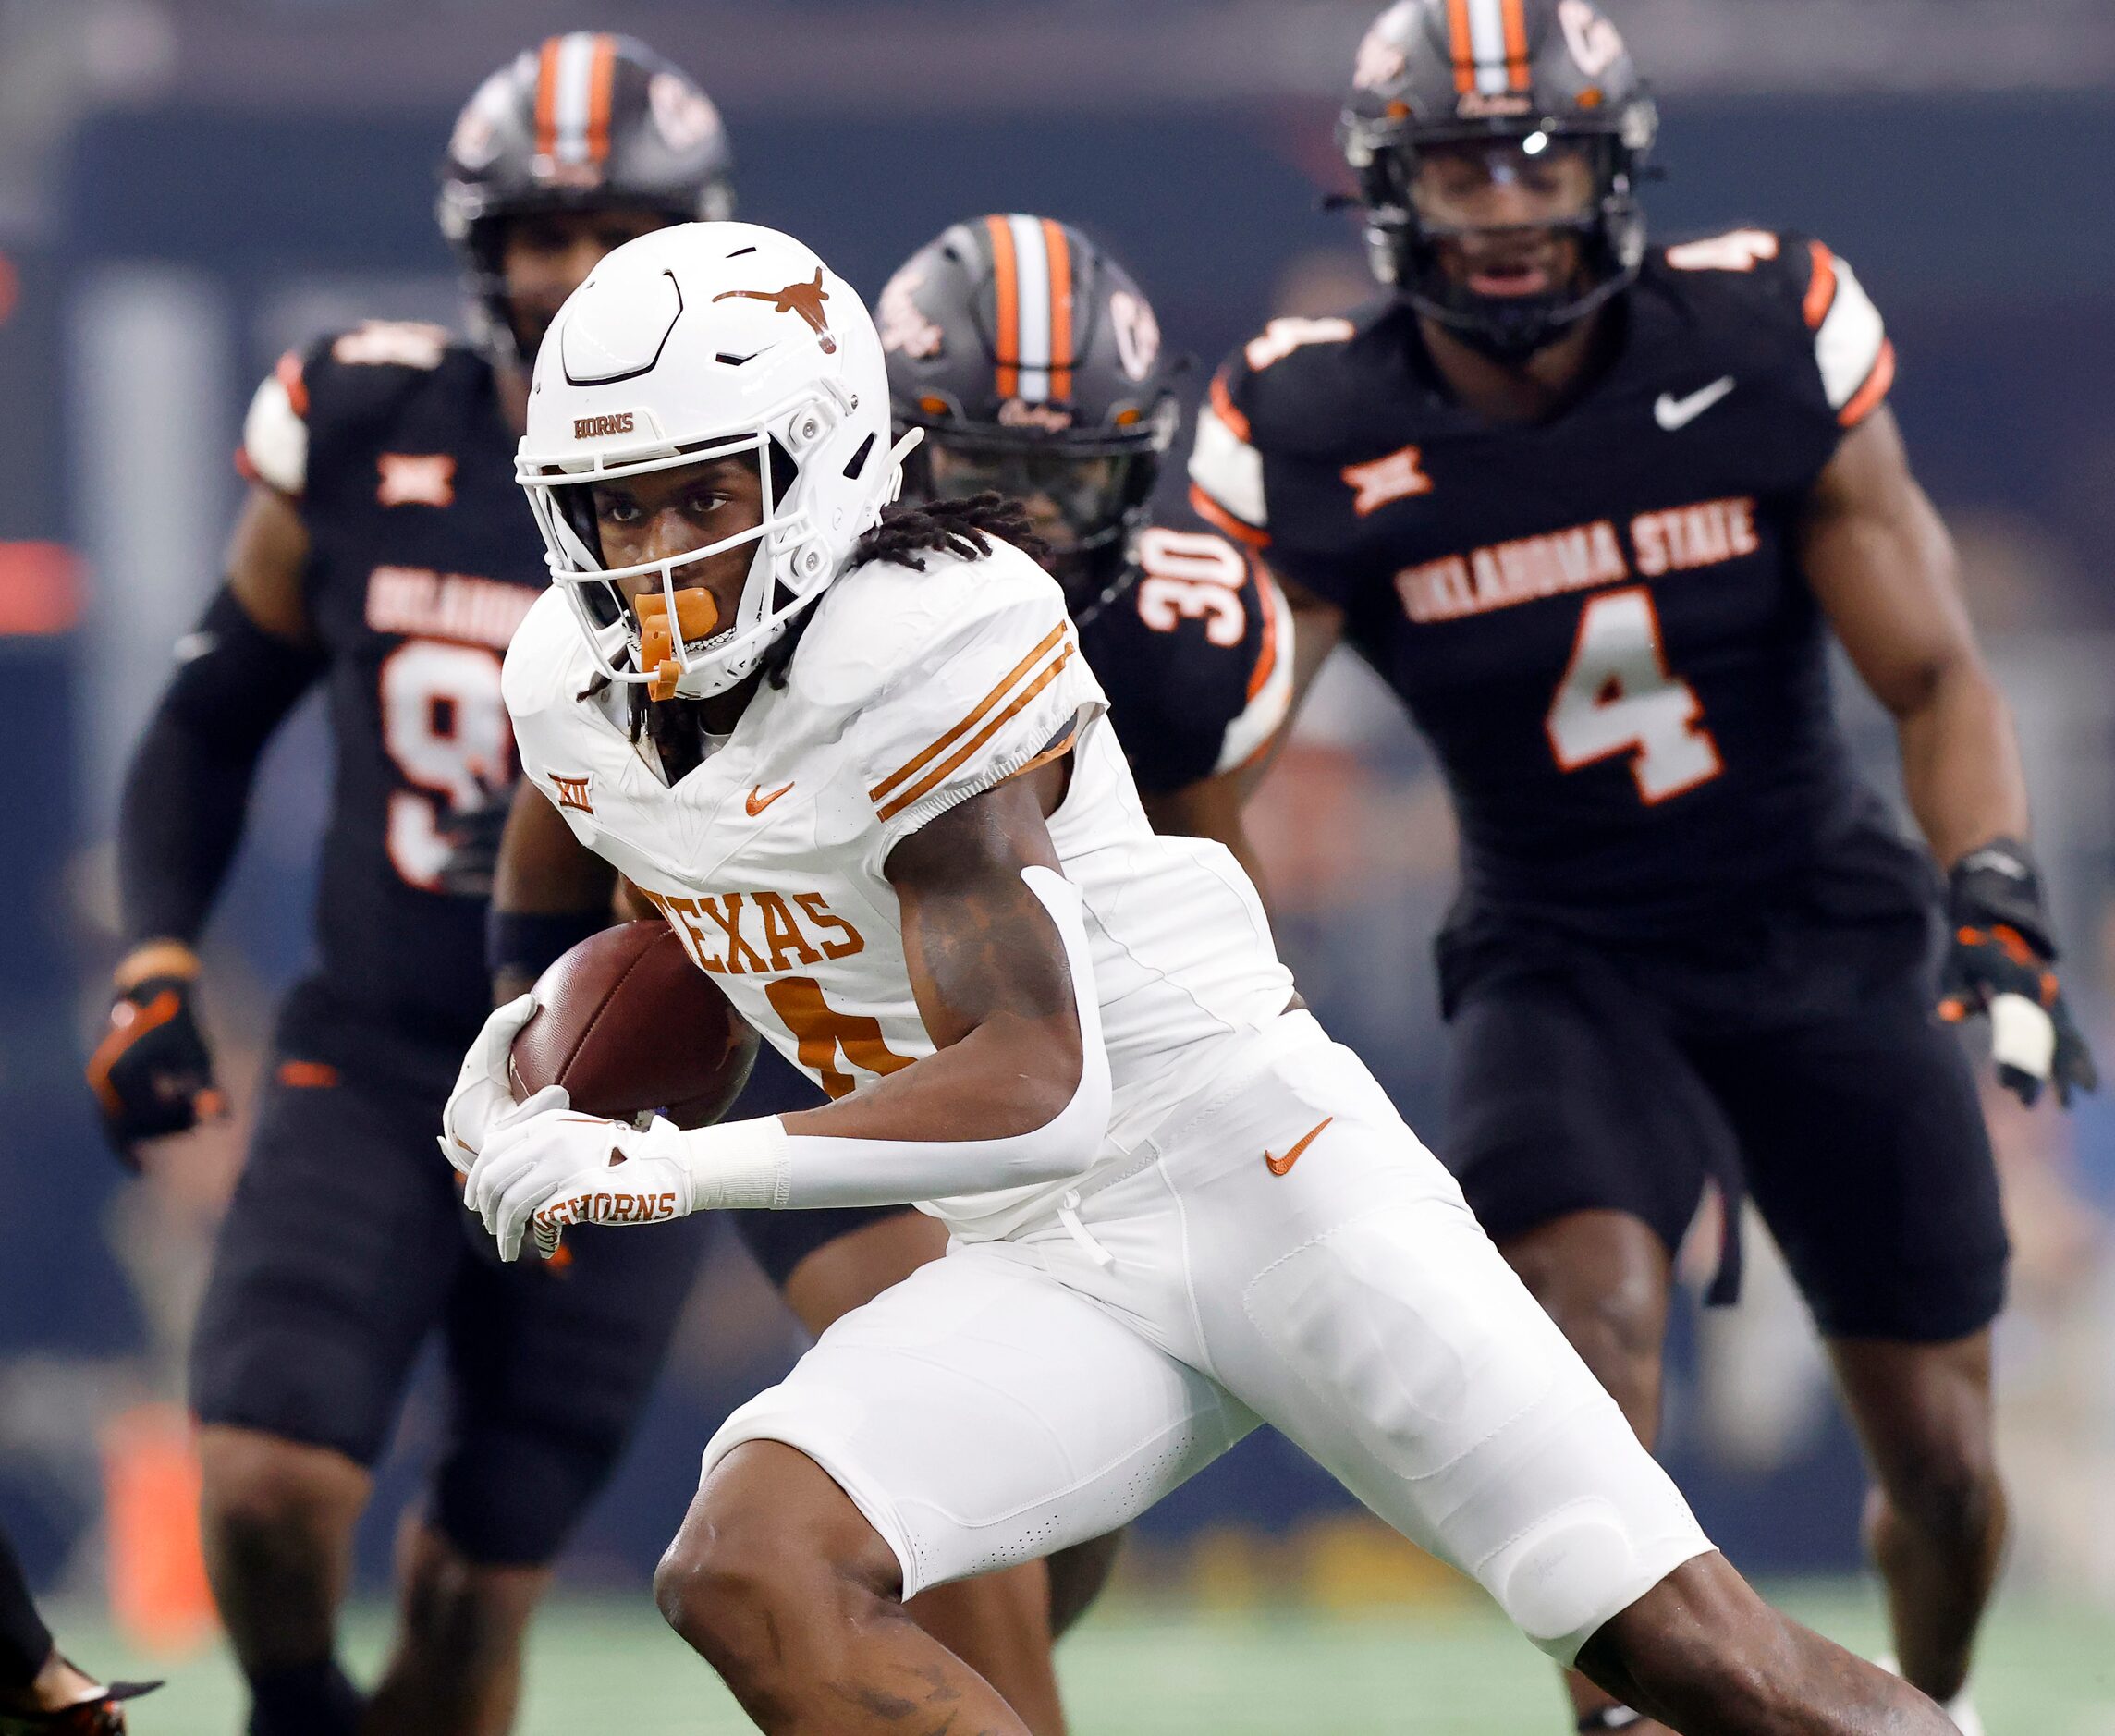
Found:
[1339,0,1657,359]
[436,33,735,361]
[881,215,1180,599]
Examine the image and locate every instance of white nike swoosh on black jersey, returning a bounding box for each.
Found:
[1654,376,1737,431]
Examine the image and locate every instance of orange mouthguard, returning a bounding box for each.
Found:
[633,588,720,701]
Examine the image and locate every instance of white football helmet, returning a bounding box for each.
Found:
[517,221,906,698]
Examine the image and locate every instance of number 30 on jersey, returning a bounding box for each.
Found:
[1545,587,1721,803]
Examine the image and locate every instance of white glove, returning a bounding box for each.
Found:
[438,995,562,1175]
[466,1106,695,1262]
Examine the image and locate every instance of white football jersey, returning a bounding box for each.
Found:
[503,540,1295,1239]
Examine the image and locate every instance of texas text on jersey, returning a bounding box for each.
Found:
[1191,230,1922,938]
[502,541,1296,1239]
[240,320,544,1057]
[1074,507,1293,795]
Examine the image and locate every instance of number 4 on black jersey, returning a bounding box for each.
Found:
[1192,229,1913,934]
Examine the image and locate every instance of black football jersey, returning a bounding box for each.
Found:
[239,322,544,1049]
[1191,229,1928,937]
[1074,507,1292,797]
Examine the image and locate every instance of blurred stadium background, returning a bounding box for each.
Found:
[4,0,2115,1729]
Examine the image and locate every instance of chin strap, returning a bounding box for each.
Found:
[1577,1708,1644,1732]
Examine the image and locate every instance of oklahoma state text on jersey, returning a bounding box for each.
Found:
[1190,230,1929,935]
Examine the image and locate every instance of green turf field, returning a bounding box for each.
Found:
[48,1583,2115,1733]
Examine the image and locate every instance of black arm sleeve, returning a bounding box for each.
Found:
[116,585,324,947]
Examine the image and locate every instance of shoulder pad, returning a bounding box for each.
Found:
[238,350,312,495]
[1215,311,1386,456]
[801,540,1105,848]
[302,322,479,424]
[794,538,1063,711]
[240,322,480,495]
[500,587,594,723]
[1188,303,1407,548]
[1653,230,1893,427]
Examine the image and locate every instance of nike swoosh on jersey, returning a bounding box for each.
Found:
[1264,1116,1333,1177]
[745,781,794,816]
[1654,376,1737,431]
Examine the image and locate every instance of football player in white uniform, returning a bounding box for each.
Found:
[441,221,1955,1736]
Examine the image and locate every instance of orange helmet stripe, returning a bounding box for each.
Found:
[985,214,1021,399]
[1499,0,1532,89]
[584,34,617,165]
[1445,0,1477,93]
[533,36,563,161]
[1042,218,1074,403]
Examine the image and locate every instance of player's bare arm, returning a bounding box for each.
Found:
[788,761,1082,1148]
[225,483,318,645]
[1802,406,2024,864]
[87,479,322,1159]
[1805,405,2096,1103]
[463,764,1107,1260]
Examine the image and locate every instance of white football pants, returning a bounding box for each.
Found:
[702,1011,1712,1663]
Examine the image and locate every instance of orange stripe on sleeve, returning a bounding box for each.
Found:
[584,34,617,164]
[1445,0,1477,92]
[1209,373,1251,444]
[876,647,1076,823]
[1245,566,1280,702]
[985,214,1021,399]
[1838,338,1895,428]
[274,349,309,419]
[1803,239,1839,330]
[1190,483,1272,549]
[1043,218,1074,403]
[1499,0,1532,89]
[869,623,1068,803]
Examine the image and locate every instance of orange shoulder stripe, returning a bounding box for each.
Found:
[275,349,309,419]
[869,622,1068,804]
[1803,239,1839,330]
[1209,373,1252,444]
[1245,563,1280,701]
[1837,338,1895,428]
[1190,483,1271,549]
[876,645,1076,823]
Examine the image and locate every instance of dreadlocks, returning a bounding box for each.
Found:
[851,492,1049,573]
[750,494,1047,691]
[606,495,1049,734]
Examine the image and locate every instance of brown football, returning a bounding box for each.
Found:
[508,920,758,1130]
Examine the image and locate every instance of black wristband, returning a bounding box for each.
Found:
[1949,836,2056,960]
[488,908,606,982]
